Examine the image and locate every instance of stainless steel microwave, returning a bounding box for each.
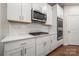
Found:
[31,9,47,23]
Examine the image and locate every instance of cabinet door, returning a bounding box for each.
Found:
[7,3,21,20]
[45,4,53,25]
[25,47,35,56]
[57,4,61,18]
[32,3,43,11]
[36,43,45,56]
[43,36,51,55]
[36,37,46,56]
[61,8,63,19]
[41,4,47,13]
[22,3,31,22]
[50,35,57,52]
[57,4,63,19]
[23,39,35,56]
[32,3,40,10]
[36,36,51,56]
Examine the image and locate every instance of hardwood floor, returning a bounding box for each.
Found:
[48,45,79,56]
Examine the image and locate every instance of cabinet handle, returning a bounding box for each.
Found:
[22,16,24,20]
[25,48,26,55]
[43,42,45,46]
[19,16,21,20]
[44,42,46,46]
[21,49,22,56]
[19,16,24,20]
[51,40,52,43]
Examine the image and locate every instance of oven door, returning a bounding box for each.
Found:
[57,30,63,41]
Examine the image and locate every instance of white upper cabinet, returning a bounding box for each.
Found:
[32,3,47,13]
[32,3,43,12]
[41,4,47,13]
[61,7,64,19]
[7,3,21,20]
[42,4,53,25]
[45,4,53,25]
[7,3,31,23]
[57,4,63,19]
[22,3,31,23]
[32,3,40,10]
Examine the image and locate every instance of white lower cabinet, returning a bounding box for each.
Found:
[4,38,35,56]
[50,35,57,52]
[4,47,22,56]
[36,35,58,56]
[44,37,51,55]
[36,44,45,56]
[36,37,45,56]
[36,36,51,56]
[2,34,59,56]
[24,43,35,56]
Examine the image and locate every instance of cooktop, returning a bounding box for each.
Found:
[29,32,48,36]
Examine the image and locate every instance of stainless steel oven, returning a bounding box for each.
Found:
[57,17,63,41]
[57,30,63,40]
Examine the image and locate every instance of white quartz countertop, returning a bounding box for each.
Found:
[1,34,34,42]
[1,33,54,43]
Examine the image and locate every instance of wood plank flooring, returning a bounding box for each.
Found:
[48,45,79,56]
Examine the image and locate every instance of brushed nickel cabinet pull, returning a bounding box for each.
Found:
[21,49,22,56]
[22,16,24,20]
[25,48,26,55]
[51,40,52,43]
[19,16,21,20]
[44,42,46,46]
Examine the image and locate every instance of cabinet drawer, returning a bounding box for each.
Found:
[36,36,48,45]
[4,39,35,51]
[4,47,22,56]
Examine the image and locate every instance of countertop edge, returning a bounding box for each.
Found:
[0,34,55,43]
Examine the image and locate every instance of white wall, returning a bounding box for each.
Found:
[0,3,8,40]
[64,5,79,45]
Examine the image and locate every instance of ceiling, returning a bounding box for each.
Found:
[48,3,64,7]
[49,3,79,7]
